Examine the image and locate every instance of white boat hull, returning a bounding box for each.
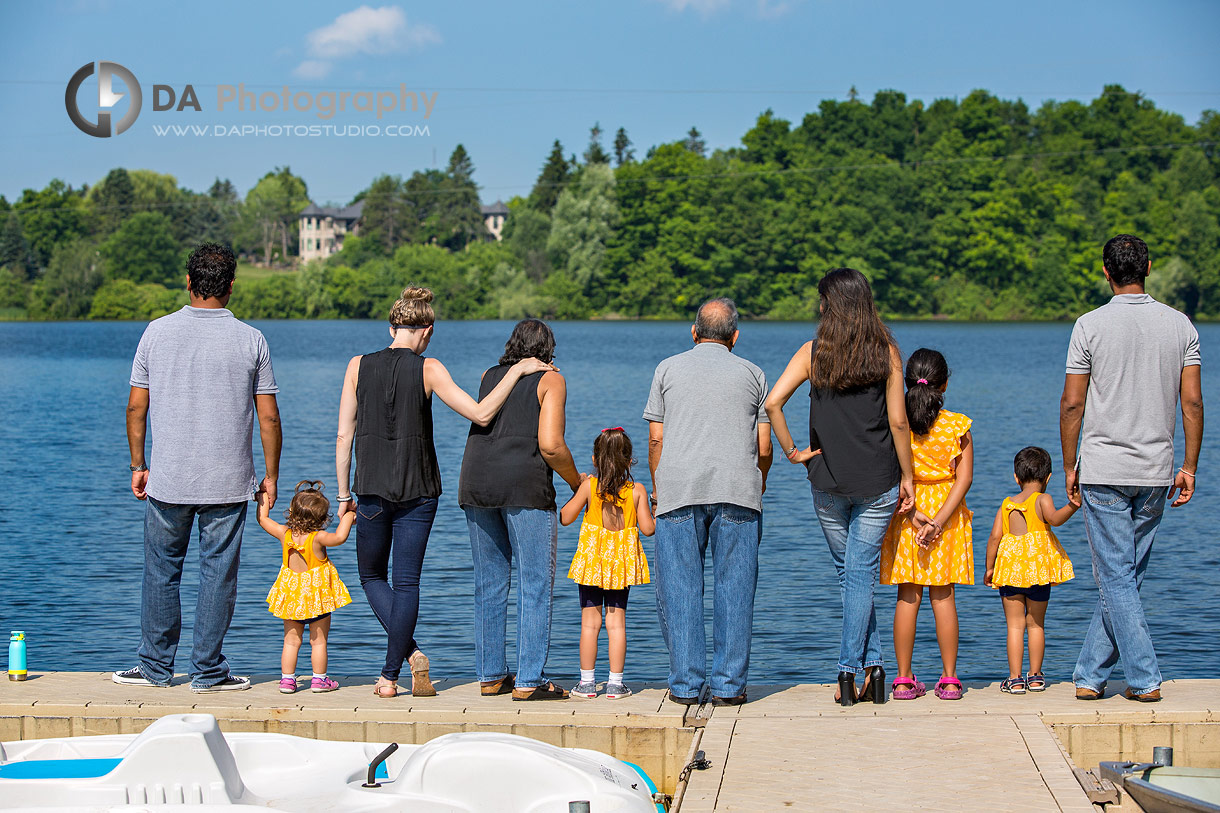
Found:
[0,713,660,812]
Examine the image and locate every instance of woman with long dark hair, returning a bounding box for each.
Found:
[336,288,552,699]
[764,268,915,706]
[458,319,582,701]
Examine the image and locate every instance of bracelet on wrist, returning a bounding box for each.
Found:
[338,495,353,502]
[785,444,797,458]
[1179,467,1196,477]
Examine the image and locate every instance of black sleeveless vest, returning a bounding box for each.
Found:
[352,347,442,502]
[807,344,901,497]
[458,366,555,510]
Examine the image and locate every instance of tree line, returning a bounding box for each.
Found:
[2,84,1217,322]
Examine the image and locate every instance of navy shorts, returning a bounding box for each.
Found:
[578,584,630,609]
[998,584,1051,603]
[290,612,331,624]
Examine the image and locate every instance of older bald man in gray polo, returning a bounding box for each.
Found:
[643,298,772,707]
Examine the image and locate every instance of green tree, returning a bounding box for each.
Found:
[547,162,618,294]
[28,238,104,319]
[14,180,89,268]
[101,212,182,285]
[584,123,609,164]
[529,140,570,213]
[0,212,34,278]
[360,174,411,255]
[435,146,483,250]
[613,127,634,166]
[90,168,136,234]
[243,167,309,265]
[684,126,706,157]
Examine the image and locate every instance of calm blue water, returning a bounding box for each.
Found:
[1,320,1216,686]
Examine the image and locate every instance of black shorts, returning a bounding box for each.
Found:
[998,584,1051,603]
[578,584,630,609]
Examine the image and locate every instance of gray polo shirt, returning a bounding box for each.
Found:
[643,342,769,515]
[1066,293,1200,487]
[131,306,279,504]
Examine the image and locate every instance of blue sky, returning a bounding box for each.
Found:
[2,0,1218,206]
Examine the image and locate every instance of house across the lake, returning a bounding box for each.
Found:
[481,200,509,242]
[299,200,364,262]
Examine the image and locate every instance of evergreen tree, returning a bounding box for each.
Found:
[437,145,483,250]
[684,126,706,157]
[613,127,634,166]
[0,212,34,278]
[361,174,411,255]
[92,168,136,234]
[529,140,570,213]
[584,122,610,164]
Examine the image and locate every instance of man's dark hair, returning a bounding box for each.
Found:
[694,297,738,343]
[186,242,237,300]
[1102,234,1149,287]
[499,318,555,365]
[1013,446,1053,486]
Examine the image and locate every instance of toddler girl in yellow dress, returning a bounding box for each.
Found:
[882,349,973,701]
[984,447,1077,694]
[561,428,655,700]
[258,480,353,694]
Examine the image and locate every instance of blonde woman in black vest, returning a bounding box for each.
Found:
[336,288,552,699]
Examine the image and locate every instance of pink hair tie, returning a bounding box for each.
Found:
[917,378,929,385]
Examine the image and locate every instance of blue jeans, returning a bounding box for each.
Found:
[1073,484,1167,694]
[356,495,438,682]
[812,484,900,675]
[654,503,762,699]
[464,507,558,689]
[137,497,247,688]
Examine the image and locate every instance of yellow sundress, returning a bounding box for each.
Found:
[990,493,1075,588]
[265,530,352,620]
[567,478,650,590]
[881,409,974,586]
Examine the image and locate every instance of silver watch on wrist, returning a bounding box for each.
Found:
[129,463,148,472]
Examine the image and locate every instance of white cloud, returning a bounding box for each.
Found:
[293,5,440,79]
[294,60,332,80]
[655,0,731,15]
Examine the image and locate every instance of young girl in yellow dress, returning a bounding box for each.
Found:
[561,428,655,700]
[258,481,354,694]
[881,349,973,701]
[984,447,1077,694]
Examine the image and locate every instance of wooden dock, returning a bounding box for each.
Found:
[2,673,1217,811]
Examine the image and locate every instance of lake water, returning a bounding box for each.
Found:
[1,319,1216,687]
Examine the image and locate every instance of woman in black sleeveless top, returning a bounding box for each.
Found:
[458,319,582,701]
[336,288,552,699]
[764,268,915,706]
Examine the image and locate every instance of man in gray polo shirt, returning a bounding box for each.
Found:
[113,243,282,692]
[644,298,772,706]
[1060,234,1202,702]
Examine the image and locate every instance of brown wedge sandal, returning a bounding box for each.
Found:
[409,650,436,697]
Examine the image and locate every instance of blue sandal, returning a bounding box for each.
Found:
[1025,673,1047,692]
[1000,676,1027,695]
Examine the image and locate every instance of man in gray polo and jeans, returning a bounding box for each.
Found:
[1060,234,1202,703]
[114,243,282,692]
[644,298,772,706]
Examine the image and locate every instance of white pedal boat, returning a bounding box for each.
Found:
[0,713,661,812]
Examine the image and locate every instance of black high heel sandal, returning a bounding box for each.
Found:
[858,665,887,704]
[837,671,856,707]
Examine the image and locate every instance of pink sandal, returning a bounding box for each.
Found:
[934,676,963,700]
[891,676,926,700]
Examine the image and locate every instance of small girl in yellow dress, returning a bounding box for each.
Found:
[561,428,655,700]
[882,349,973,701]
[984,447,1078,694]
[258,480,354,694]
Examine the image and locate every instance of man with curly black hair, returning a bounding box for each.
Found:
[114,243,282,693]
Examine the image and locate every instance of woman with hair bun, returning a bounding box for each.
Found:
[336,288,553,699]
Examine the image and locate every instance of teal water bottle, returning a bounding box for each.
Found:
[8,631,26,681]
